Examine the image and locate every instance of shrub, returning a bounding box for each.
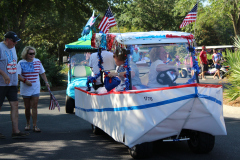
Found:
[224,37,240,101]
[35,49,67,88]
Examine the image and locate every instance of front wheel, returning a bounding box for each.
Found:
[128,142,153,159]
[65,96,75,114]
[180,69,188,78]
[219,71,225,79]
[187,131,215,154]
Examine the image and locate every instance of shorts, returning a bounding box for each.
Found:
[201,64,208,72]
[22,93,40,98]
[215,64,221,69]
[0,86,18,106]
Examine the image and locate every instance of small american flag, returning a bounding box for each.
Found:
[179,3,198,28]
[48,87,60,112]
[98,7,117,34]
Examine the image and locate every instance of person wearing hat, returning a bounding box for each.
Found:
[0,31,29,138]
[132,48,140,63]
[199,45,209,80]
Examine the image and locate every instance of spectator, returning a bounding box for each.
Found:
[89,50,116,90]
[0,31,29,138]
[132,48,140,63]
[212,49,222,79]
[17,46,50,132]
[199,46,208,80]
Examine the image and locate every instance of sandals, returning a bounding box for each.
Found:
[25,124,31,131]
[33,126,41,132]
[0,133,6,139]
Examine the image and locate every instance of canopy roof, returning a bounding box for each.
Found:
[110,31,195,45]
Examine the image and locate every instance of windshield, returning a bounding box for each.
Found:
[126,43,195,90]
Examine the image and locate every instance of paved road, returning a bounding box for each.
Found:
[0,82,240,160]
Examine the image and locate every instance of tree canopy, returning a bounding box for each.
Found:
[0,0,237,64]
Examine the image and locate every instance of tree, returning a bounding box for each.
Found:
[116,0,179,31]
[209,0,240,36]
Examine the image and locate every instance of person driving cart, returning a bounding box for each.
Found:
[147,47,179,88]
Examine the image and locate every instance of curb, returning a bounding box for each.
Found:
[223,105,240,118]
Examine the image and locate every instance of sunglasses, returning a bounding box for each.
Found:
[10,39,16,43]
[28,53,35,55]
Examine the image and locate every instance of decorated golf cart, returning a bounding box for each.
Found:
[65,31,226,159]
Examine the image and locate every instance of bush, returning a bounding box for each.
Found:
[224,39,240,101]
[35,50,67,88]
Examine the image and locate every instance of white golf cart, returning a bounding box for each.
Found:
[68,31,227,159]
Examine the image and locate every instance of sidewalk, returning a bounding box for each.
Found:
[223,105,240,118]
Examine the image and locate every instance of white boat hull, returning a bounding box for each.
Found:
[75,84,226,148]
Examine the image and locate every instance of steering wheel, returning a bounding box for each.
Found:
[156,69,178,86]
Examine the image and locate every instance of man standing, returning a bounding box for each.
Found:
[199,46,208,80]
[88,50,116,90]
[0,31,29,138]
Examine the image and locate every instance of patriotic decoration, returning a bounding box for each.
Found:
[98,7,117,34]
[7,59,17,74]
[179,3,198,28]
[48,87,60,111]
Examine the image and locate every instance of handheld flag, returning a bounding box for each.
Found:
[48,87,60,112]
[98,7,117,34]
[179,3,198,28]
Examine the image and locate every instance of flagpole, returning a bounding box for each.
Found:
[194,1,199,38]
[107,2,125,46]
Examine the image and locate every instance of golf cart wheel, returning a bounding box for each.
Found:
[91,124,103,135]
[128,142,153,159]
[180,69,188,78]
[219,71,224,79]
[188,131,215,154]
[65,96,75,114]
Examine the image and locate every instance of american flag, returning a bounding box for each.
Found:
[179,3,198,28]
[48,87,60,112]
[98,7,117,34]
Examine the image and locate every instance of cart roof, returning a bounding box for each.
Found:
[195,45,235,50]
[109,31,194,45]
[65,39,98,52]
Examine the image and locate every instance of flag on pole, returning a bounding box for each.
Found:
[179,3,198,28]
[98,7,117,34]
[48,87,60,112]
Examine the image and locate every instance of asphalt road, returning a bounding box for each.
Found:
[0,78,239,160]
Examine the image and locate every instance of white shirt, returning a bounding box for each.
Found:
[148,59,169,88]
[17,58,45,96]
[89,51,115,85]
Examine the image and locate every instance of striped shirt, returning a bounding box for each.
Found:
[17,58,45,96]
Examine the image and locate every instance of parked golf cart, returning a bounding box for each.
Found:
[64,38,98,113]
[73,31,226,159]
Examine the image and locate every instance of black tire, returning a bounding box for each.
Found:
[65,96,75,114]
[187,131,215,154]
[180,69,188,78]
[128,142,153,159]
[91,124,104,135]
[219,71,225,79]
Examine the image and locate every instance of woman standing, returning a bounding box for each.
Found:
[17,46,50,132]
[212,49,222,79]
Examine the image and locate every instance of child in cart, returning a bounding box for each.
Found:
[107,47,144,90]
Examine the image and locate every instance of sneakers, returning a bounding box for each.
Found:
[12,131,29,138]
[0,133,6,139]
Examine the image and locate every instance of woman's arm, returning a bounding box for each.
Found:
[156,64,179,75]
[40,73,50,88]
[18,74,32,86]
